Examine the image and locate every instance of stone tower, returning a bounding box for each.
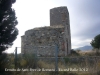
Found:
[21,6,71,56]
[50,7,71,55]
[50,7,69,26]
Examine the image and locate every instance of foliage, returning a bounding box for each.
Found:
[5,54,100,75]
[76,49,81,53]
[0,0,18,54]
[20,59,27,67]
[64,57,70,63]
[0,0,17,75]
[0,53,13,75]
[18,53,37,68]
[90,34,100,50]
[70,49,80,56]
[90,34,100,55]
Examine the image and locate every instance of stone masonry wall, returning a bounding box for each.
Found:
[21,6,71,56]
[21,26,66,56]
[50,6,69,26]
[50,6,71,55]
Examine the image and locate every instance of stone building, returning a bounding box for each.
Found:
[21,6,71,56]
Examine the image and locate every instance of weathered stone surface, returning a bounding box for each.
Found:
[50,6,69,26]
[21,6,71,56]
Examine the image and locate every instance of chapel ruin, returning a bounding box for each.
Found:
[21,6,71,56]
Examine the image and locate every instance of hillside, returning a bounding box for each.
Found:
[75,45,93,51]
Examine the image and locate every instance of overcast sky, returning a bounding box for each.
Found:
[6,0,100,53]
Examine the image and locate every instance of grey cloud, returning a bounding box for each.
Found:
[70,0,100,41]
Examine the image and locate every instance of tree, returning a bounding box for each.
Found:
[90,34,100,54]
[0,0,18,54]
[0,0,18,74]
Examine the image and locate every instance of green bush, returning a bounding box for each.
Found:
[64,57,70,63]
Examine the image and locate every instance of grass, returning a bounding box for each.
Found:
[4,53,100,75]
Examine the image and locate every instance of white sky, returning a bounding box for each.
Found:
[6,0,99,53]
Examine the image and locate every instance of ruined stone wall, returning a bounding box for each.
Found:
[50,7,69,26]
[21,6,71,56]
[50,6,71,55]
[21,26,66,56]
